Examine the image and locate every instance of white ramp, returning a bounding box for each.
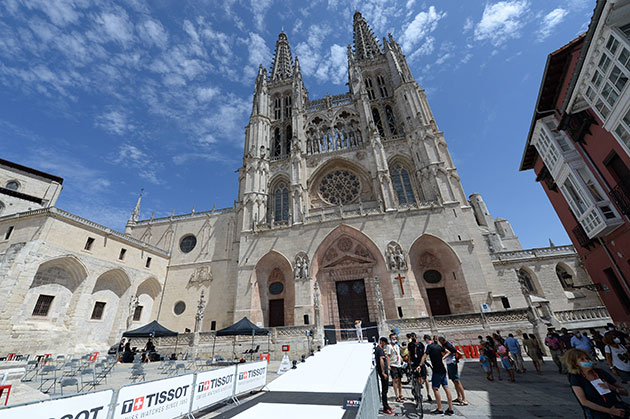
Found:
[266,341,374,393]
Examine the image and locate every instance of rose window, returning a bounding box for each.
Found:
[318,170,361,205]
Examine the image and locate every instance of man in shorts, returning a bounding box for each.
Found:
[421,335,454,415]
[387,333,405,402]
[439,334,467,406]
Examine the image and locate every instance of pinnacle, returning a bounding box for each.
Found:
[271,32,293,81]
[352,10,382,60]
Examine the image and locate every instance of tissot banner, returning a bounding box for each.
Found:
[0,389,113,419]
[190,366,236,412]
[234,361,267,395]
[113,374,194,419]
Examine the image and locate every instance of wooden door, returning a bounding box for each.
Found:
[268,299,284,327]
[427,287,451,316]
[336,279,369,340]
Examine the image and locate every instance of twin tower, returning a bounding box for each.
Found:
[237,11,469,233]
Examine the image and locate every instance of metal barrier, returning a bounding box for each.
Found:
[0,361,269,419]
[356,368,379,419]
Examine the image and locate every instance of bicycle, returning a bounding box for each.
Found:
[410,368,424,418]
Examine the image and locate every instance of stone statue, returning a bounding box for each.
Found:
[386,242,407,271]
[294,252,309,280]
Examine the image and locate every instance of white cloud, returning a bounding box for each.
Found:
[196,86,220,102]
[138,18,168,49]
[23,0,81,27]
[400,6,446,57]
[435,53,451,65]
[114,144,161,184]
[201,95,250,146]
[95,10,135,47]
[96,109,135,135]
[463,17,473,33]
[474,1,529,47]
[244,32,271,80]
[249,0,272,32]
[536,8,568,42]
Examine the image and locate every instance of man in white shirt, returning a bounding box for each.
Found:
[387,333,405,402]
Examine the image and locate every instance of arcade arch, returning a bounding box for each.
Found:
[311,225,394,338]
[409,234,473,315]
[251,251,295,327]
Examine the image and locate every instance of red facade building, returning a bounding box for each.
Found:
[521,0,630,323]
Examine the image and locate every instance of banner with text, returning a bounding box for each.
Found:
[0,389,113,419]
[191,366,236,412]
[113,374,194,419]
[234,361,267,395]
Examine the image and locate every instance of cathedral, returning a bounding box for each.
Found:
[0,13,610,356]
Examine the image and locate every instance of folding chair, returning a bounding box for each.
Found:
[170,363,186,376]
[161,360,174,375]
[59,378,79,395]
[21,360,39,382]
[80,368,97,391]
[130,365,146,383]
[38,365,58,393]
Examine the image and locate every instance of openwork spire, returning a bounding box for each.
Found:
[353,11,382,60]
[129,189,143,223]
[271,32,293,81]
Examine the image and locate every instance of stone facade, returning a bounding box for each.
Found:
[0,12,612,358]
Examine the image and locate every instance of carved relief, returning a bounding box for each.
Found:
[337,237,353,252]
[188,265,213,287]
[386,241,407,271]
[294,252,310,280]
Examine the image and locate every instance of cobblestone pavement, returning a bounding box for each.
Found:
[377,359,630,418]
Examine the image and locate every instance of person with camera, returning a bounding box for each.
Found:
[564,348,629,418]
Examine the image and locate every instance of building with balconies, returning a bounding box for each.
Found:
[521,0,630,322]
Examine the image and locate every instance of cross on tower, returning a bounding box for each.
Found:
[394,273,405,296]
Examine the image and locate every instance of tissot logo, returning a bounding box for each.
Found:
[238,367,265,381]
[120,385,189,414]
[197,374,234,392]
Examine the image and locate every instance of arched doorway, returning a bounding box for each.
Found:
[251,251,295,327]
[409,234,473,315]
[311,225,393,339]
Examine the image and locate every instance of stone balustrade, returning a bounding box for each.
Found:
[554,306,611,323]
[491,245,576,262]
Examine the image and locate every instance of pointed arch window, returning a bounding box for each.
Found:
[518,268,537,294]
[274,97,281,120]
[284,96,292,119]
[285,125,292,154]
[377,75,388,97]
[372,108,385,137]
[273,128,281,157]
[274,182,289,222]
[556,265,574,289]
[391,164,416,204]
[385,105,398,135]
[365,77,376,100]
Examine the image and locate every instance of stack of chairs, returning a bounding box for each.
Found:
[129,358,146,383]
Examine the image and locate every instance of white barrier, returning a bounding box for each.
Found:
[234,361,267,395]
[0,361,268,419]
[112,374,194,419]
[0,389,113,419]
[190,365,236,412]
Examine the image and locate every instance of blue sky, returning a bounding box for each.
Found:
[0,0,594,249]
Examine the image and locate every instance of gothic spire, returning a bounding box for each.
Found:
[271,32,293,81]
[130,189,143,223]
[353,11,382,60]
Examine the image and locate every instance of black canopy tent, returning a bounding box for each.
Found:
[122,320,179,354]
[213,317,270,360]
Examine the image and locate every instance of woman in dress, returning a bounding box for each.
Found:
[564,348,628,418]
[529,333,545,363]
[484,336,502,381]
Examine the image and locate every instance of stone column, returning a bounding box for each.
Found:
[313,282,324,348]
[193,290,206,358]
[373,276,388,338]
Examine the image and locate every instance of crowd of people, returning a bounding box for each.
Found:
[371,323,630,417]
